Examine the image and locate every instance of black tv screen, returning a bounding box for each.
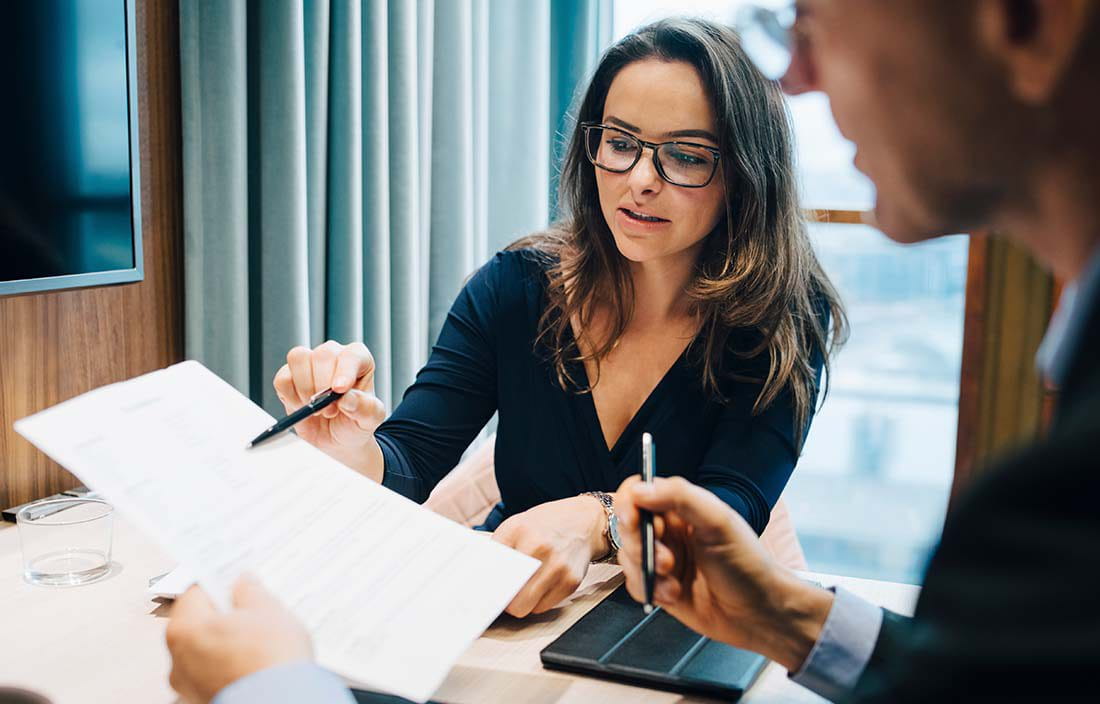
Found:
[0,0,142,296]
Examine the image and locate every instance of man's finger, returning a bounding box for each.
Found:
[616,478,666,537]
[166,585,218,654]
[656,540,677,575]
[171,584,219,622]
[621,563,647,604]
[231,574,280,610]
[618,532,641,567]
[624,477,738,543]
[654,576,683,606]
[614,476,643,531]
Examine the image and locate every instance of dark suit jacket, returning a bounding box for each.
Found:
[845,284,1100,701]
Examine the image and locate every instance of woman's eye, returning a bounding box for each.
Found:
[606,139,635,153]
[670,150,706,166]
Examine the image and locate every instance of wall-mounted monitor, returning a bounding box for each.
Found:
[0,0,142,296]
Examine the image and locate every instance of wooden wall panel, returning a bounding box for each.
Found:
[0,0,183,509]
[952,233,1053,507]
[953,232,990,492]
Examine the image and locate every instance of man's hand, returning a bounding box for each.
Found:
[492,495,610,617]
[165,576,313,704]
[615,475,834,672]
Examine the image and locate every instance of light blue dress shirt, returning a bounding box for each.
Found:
[1034,243,1100,386]
[788,585,884,701]
[212,661,355,704]
[789,243,1100,702]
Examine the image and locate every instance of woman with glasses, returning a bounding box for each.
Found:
[271,17,845,620]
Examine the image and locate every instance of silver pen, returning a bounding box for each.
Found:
[641,432,656,614]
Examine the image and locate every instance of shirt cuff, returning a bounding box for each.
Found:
[212,661,356,704]
[788,586,883,702]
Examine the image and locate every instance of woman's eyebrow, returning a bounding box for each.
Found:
[605,115,641,132]
[664,128,719,142]
[604,116,718,143]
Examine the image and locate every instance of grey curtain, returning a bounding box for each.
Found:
[180,0,611,413]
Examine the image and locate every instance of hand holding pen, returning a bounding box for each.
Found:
[249,388,345,448]
[614,473,834,670]
[267,341,388,478]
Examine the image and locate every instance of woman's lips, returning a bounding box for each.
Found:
[618,207,670,229]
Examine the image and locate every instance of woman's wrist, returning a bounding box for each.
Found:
[578,493,614,561]
[328,436,385,483]
[359,436,385,483]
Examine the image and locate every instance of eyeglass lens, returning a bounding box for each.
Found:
[586,126,717,187]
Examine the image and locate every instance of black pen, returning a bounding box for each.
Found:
[641,431,656,614]
[248,389,344,448]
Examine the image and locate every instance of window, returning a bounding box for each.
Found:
[611,1,968,583]
[795,225,967,582]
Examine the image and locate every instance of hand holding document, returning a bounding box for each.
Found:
[14,361,538,702]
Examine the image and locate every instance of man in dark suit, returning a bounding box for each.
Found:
[614,1,1100,701]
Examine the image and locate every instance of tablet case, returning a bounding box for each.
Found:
[540,584,767,700]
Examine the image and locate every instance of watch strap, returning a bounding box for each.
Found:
[583,491,619,562]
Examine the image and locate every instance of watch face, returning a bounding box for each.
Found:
[608,512,622,551]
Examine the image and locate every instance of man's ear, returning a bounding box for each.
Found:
[975,0,1094,103]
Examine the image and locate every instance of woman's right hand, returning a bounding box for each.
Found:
[272,341,386,479]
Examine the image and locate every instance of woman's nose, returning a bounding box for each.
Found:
[627,147,663,194]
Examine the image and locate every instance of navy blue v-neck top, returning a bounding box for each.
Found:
[376,249,824,535]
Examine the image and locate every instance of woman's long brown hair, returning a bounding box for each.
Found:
[512,17,847,448]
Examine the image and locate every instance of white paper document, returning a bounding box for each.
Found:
[147,564,198,599]
[15,361,539,702]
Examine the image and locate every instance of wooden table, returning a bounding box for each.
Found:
[0,518,919,704]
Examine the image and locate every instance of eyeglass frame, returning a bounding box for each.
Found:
[580,121,723,189]
[735,3,800,81]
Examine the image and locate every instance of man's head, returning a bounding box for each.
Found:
[777,0,1099,247]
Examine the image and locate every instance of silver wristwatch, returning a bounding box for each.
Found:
[583,491,621,562]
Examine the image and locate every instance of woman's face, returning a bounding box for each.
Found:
[594,59,726,266]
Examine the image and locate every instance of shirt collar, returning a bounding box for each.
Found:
[1035,243,1100,385]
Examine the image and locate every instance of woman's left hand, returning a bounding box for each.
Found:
[492,495,611,617]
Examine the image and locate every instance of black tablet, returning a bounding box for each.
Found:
[540,584,768,700]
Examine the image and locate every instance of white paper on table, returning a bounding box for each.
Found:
[147,564,197,599]
[14,360,539,703]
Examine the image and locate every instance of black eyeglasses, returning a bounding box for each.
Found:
[581,122,722,188]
